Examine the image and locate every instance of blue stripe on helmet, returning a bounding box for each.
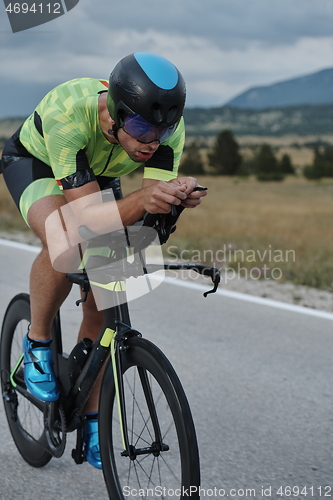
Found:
[134,53,178,90]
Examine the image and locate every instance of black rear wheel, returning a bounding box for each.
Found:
[0,293,52,467]
[99,337,200,499]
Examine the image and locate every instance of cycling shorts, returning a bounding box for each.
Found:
[1,127,123,226]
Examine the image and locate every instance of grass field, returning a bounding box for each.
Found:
[123,175,333,291]
[1,173,332,291]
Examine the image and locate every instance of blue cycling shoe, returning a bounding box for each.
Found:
[83,417,102,469]
[22,333,60,402]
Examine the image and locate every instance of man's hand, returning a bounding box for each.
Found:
[141,177,207,214]
[169,177,207,208]
[141,180,188,214]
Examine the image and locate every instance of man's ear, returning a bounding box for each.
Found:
[107,113,115,127]
[107,114,116,136]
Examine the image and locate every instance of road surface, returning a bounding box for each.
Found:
[0,240,332,500]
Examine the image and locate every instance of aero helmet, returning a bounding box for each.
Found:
[107,53,186,142]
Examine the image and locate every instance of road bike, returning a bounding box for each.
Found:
[0,211,220,499]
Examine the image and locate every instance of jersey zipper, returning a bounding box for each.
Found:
[99,144,116,176]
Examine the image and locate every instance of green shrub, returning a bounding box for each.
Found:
[254,144,285,181]
[180,140,205,175]
[208,129,242,175]
[279,154,295,175]
[304,146,333,179]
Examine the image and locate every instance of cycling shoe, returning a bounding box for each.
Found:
[22,333,60,402]
[83,418,102,469]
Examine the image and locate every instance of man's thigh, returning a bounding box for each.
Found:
[27,194,67,247]
[2,152,64,230]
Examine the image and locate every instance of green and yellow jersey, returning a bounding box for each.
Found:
[19,78,185,185]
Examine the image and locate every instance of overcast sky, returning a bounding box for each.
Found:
[1,0,333,118]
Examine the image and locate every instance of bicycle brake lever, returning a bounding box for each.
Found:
[203,280,219,298]
[76,289,89,307]
[203,270,220,297]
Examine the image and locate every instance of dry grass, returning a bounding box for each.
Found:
[120,173,333,289]
[156,176,333,290]
[1,172,333,290]
[0,176,31,232]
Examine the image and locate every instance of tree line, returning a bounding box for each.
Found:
[180,129,333,181]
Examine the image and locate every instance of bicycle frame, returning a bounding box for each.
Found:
[6,227,220,461]
[63,253,220,458]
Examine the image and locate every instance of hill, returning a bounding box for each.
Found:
[183,104,333,137]
[226,68,333,109]
[1,104,333,143]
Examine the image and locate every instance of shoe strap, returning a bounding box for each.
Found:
[26,373,54,383]
[26,347,54,364]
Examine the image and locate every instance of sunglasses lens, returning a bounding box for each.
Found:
[123,114,177,143]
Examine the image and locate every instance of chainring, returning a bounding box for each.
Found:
[44,401,67,458]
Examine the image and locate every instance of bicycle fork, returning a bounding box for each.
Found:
[110,319,169,461]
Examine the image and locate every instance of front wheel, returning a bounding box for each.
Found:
[0,293,52,467]
[99,337,200,500]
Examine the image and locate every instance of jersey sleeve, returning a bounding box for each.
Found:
[143,117,185,181]
[42,106,90,181]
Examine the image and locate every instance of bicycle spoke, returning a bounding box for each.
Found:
[124,370,155,445]
[114,367,182,495]
[99,337,200,499]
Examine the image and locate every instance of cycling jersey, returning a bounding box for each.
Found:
[19,78,185,186]
[2,77,185,226]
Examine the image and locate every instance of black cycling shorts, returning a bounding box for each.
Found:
[1,128,122,226]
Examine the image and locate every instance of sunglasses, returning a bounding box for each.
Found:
[122,113,178,144]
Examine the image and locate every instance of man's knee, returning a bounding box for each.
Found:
[28,195,84,272]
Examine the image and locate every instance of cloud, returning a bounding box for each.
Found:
[0,0,332,114]
[80,0,333,48]
[2,27,332,107]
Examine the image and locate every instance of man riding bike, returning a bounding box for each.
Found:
[1,52,206,469]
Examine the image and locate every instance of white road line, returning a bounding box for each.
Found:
[1,238,332,321]
[160,276,333,321]
[0,238,40,253]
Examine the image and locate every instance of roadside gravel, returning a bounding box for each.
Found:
[1,230,332,313]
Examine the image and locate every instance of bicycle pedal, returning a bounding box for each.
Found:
[71,447,86,465]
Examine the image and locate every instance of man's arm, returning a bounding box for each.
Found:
[61,178,188,234]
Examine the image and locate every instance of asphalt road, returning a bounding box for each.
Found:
[0,241,332,500]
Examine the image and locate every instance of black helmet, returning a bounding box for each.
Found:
[107,52,186,130]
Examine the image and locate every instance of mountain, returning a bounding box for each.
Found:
[226,68,333,110]
[183,104,333,136]
[1,104,333,144]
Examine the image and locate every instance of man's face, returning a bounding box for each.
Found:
[117,128,159,163]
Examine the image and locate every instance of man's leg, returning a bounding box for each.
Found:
[27,195,74,341]
[27,194,105,410]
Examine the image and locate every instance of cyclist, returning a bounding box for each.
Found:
[1,52,206,469]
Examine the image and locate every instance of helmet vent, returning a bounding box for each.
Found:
[167,106,178,124]
[152,103,163,124]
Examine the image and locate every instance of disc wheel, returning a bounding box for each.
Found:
[0,294,52,467]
